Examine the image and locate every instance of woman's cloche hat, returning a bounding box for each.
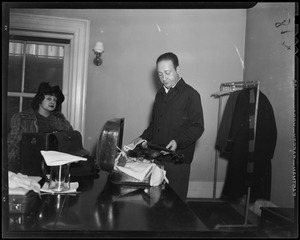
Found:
[33,82,65,105]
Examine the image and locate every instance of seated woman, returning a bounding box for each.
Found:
[7,82,73,173]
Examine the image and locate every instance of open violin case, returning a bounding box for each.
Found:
[96,118,183,186]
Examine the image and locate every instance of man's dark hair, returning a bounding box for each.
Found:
[156,52,179,68]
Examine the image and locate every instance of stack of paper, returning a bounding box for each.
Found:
[41,150,87,166]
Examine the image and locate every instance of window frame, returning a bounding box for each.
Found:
[8,39,68,111]
[9,12,90,140]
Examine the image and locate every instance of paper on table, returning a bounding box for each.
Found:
[41,182,79,193]
[41,150,87,166]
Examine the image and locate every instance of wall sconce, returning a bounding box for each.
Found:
[93,42,104,66]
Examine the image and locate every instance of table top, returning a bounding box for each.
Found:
[4,170,209,238]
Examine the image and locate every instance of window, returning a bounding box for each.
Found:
[9,13,90,140]
[7,39,69,132]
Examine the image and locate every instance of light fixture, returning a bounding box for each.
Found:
[93,42,104,66]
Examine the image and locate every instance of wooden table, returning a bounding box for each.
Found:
[3,170,209,238]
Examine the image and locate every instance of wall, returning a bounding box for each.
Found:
[10,7,247,198]
[244,3,295,208]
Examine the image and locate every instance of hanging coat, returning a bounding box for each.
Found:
[219,88,277,202]
[215,90,242,159]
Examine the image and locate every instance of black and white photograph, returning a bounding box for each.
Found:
[2,2,297,238]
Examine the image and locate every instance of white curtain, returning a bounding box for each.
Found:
[9,42,64,58]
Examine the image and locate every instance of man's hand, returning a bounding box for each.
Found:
[161,140,177,155]
[166,139,177,151]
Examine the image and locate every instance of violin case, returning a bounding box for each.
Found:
[96,118,149,185]
[96,118,183,186]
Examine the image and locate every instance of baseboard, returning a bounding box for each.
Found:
[187,181,224,198]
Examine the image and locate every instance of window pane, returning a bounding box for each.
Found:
[24,55,64,92]
[23,97,33,111]
[8,42,24,92]
[24,44,64,93]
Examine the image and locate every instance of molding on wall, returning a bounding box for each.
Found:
[9,13,90,140]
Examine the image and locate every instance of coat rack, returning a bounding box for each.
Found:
[211,80,260,231]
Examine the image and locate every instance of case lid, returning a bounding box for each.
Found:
[96,118,124,173]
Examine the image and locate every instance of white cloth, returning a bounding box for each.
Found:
[123,139,147,151]
[41,150,87,166]
[8,171,41,195]
[150,164,168,187]
[116,162,153,182]
[115,161,168,187]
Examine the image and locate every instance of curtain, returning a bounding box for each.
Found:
[9,42,64,59]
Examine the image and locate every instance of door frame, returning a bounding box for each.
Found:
[9,12,90,140]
